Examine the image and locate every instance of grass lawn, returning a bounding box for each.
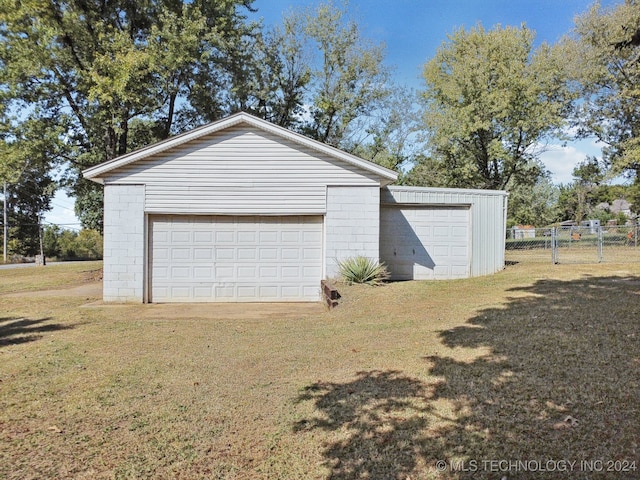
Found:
[1,261,639,479]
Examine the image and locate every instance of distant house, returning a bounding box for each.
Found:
[84,113,508,303]
[596,199,633,218]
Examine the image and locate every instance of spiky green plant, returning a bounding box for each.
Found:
[337,256,390,285]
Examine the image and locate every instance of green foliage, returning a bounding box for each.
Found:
[566,2,640,177]
[302,1,390,147]
[42,226,103,260]
[400,154,450,187]
[0,0,257,228]
[337,256,389,286]
[4,167,55,257]
[268,1,391,149]
[420,24,575,190]
[0,0,398,228]
[349,87,423,172]
[506,174,561,227]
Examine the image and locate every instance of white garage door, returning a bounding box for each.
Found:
[380,206,470,280]
[149,215,323,302]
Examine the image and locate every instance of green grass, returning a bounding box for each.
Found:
[1,261,639,479]
[0,261,102,294]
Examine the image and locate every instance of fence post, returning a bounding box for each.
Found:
[552,227,558,264]
[597,226,604,263]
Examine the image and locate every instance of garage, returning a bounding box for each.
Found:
[381,186,508,281]
[83,113,507,304]
[380,206,470,280]
[149,215,323,302]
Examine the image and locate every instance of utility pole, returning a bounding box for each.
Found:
[3,182,7,263]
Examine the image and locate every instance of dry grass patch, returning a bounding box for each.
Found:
[1,262,639,479]
[0,261,102,295]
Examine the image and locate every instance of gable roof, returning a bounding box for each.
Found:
[82,112,398,185]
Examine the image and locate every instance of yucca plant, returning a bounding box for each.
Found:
[337,256,390,285]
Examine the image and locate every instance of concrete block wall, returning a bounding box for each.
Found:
[103,184,145,302]
[325,186,380,278]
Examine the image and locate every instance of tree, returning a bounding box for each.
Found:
[249,1,391,150]
[0,117,61,256]
[419,24,575,190]
[0,0,257,231]
[219,16,311,129]
[565,1,640,211]
[557,156,608,223]
[301,1,390,148]
[506,173,561,227]
[348,87,423,171]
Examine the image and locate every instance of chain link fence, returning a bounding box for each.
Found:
[506,225,640,264]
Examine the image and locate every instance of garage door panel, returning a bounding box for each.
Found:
[150,215,322,302]
[194,286,212,298]
[193,266,213,279]
[237,248,256,260]
[216,248,234,260]
[171,266,190,278]
[193,248,212,260]
[259,231,278,243]
[215,231,234,243]
[237,231,256,243]
[171,249,190,260]
[259,286,278,298]
[381,206,470,280]
[433,226,449,237]
[259,248,277,260]
[193,231,212,243]
[237,266,256,279]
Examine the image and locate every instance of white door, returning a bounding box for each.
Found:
[149,215,323,302]
[380,206,470,280]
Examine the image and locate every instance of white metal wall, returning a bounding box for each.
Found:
[380,186,508,277]
[380,205,471,280]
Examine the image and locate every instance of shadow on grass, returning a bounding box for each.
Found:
[295,275,640,479]
[0,316,74,347]
[294,370,434,479]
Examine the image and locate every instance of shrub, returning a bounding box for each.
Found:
[337,256,389,285]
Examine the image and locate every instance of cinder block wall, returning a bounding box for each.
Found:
[103,184,145,302]
[325,186,380,278]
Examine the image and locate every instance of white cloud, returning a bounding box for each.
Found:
[538,137,604,185]
[44,190,80,230]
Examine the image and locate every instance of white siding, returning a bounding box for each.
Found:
[145,185,326,215]
[381,186,508,278]
[103,185,145,302]
[325,186,380,278]
[103,126,380,215]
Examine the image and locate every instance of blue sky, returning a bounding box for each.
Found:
[250,0,618,88]
[45,0,622,227]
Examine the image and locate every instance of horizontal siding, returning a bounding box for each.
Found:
[382,186,508,277]
[145,185,326,214]
[103,126,380,215]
